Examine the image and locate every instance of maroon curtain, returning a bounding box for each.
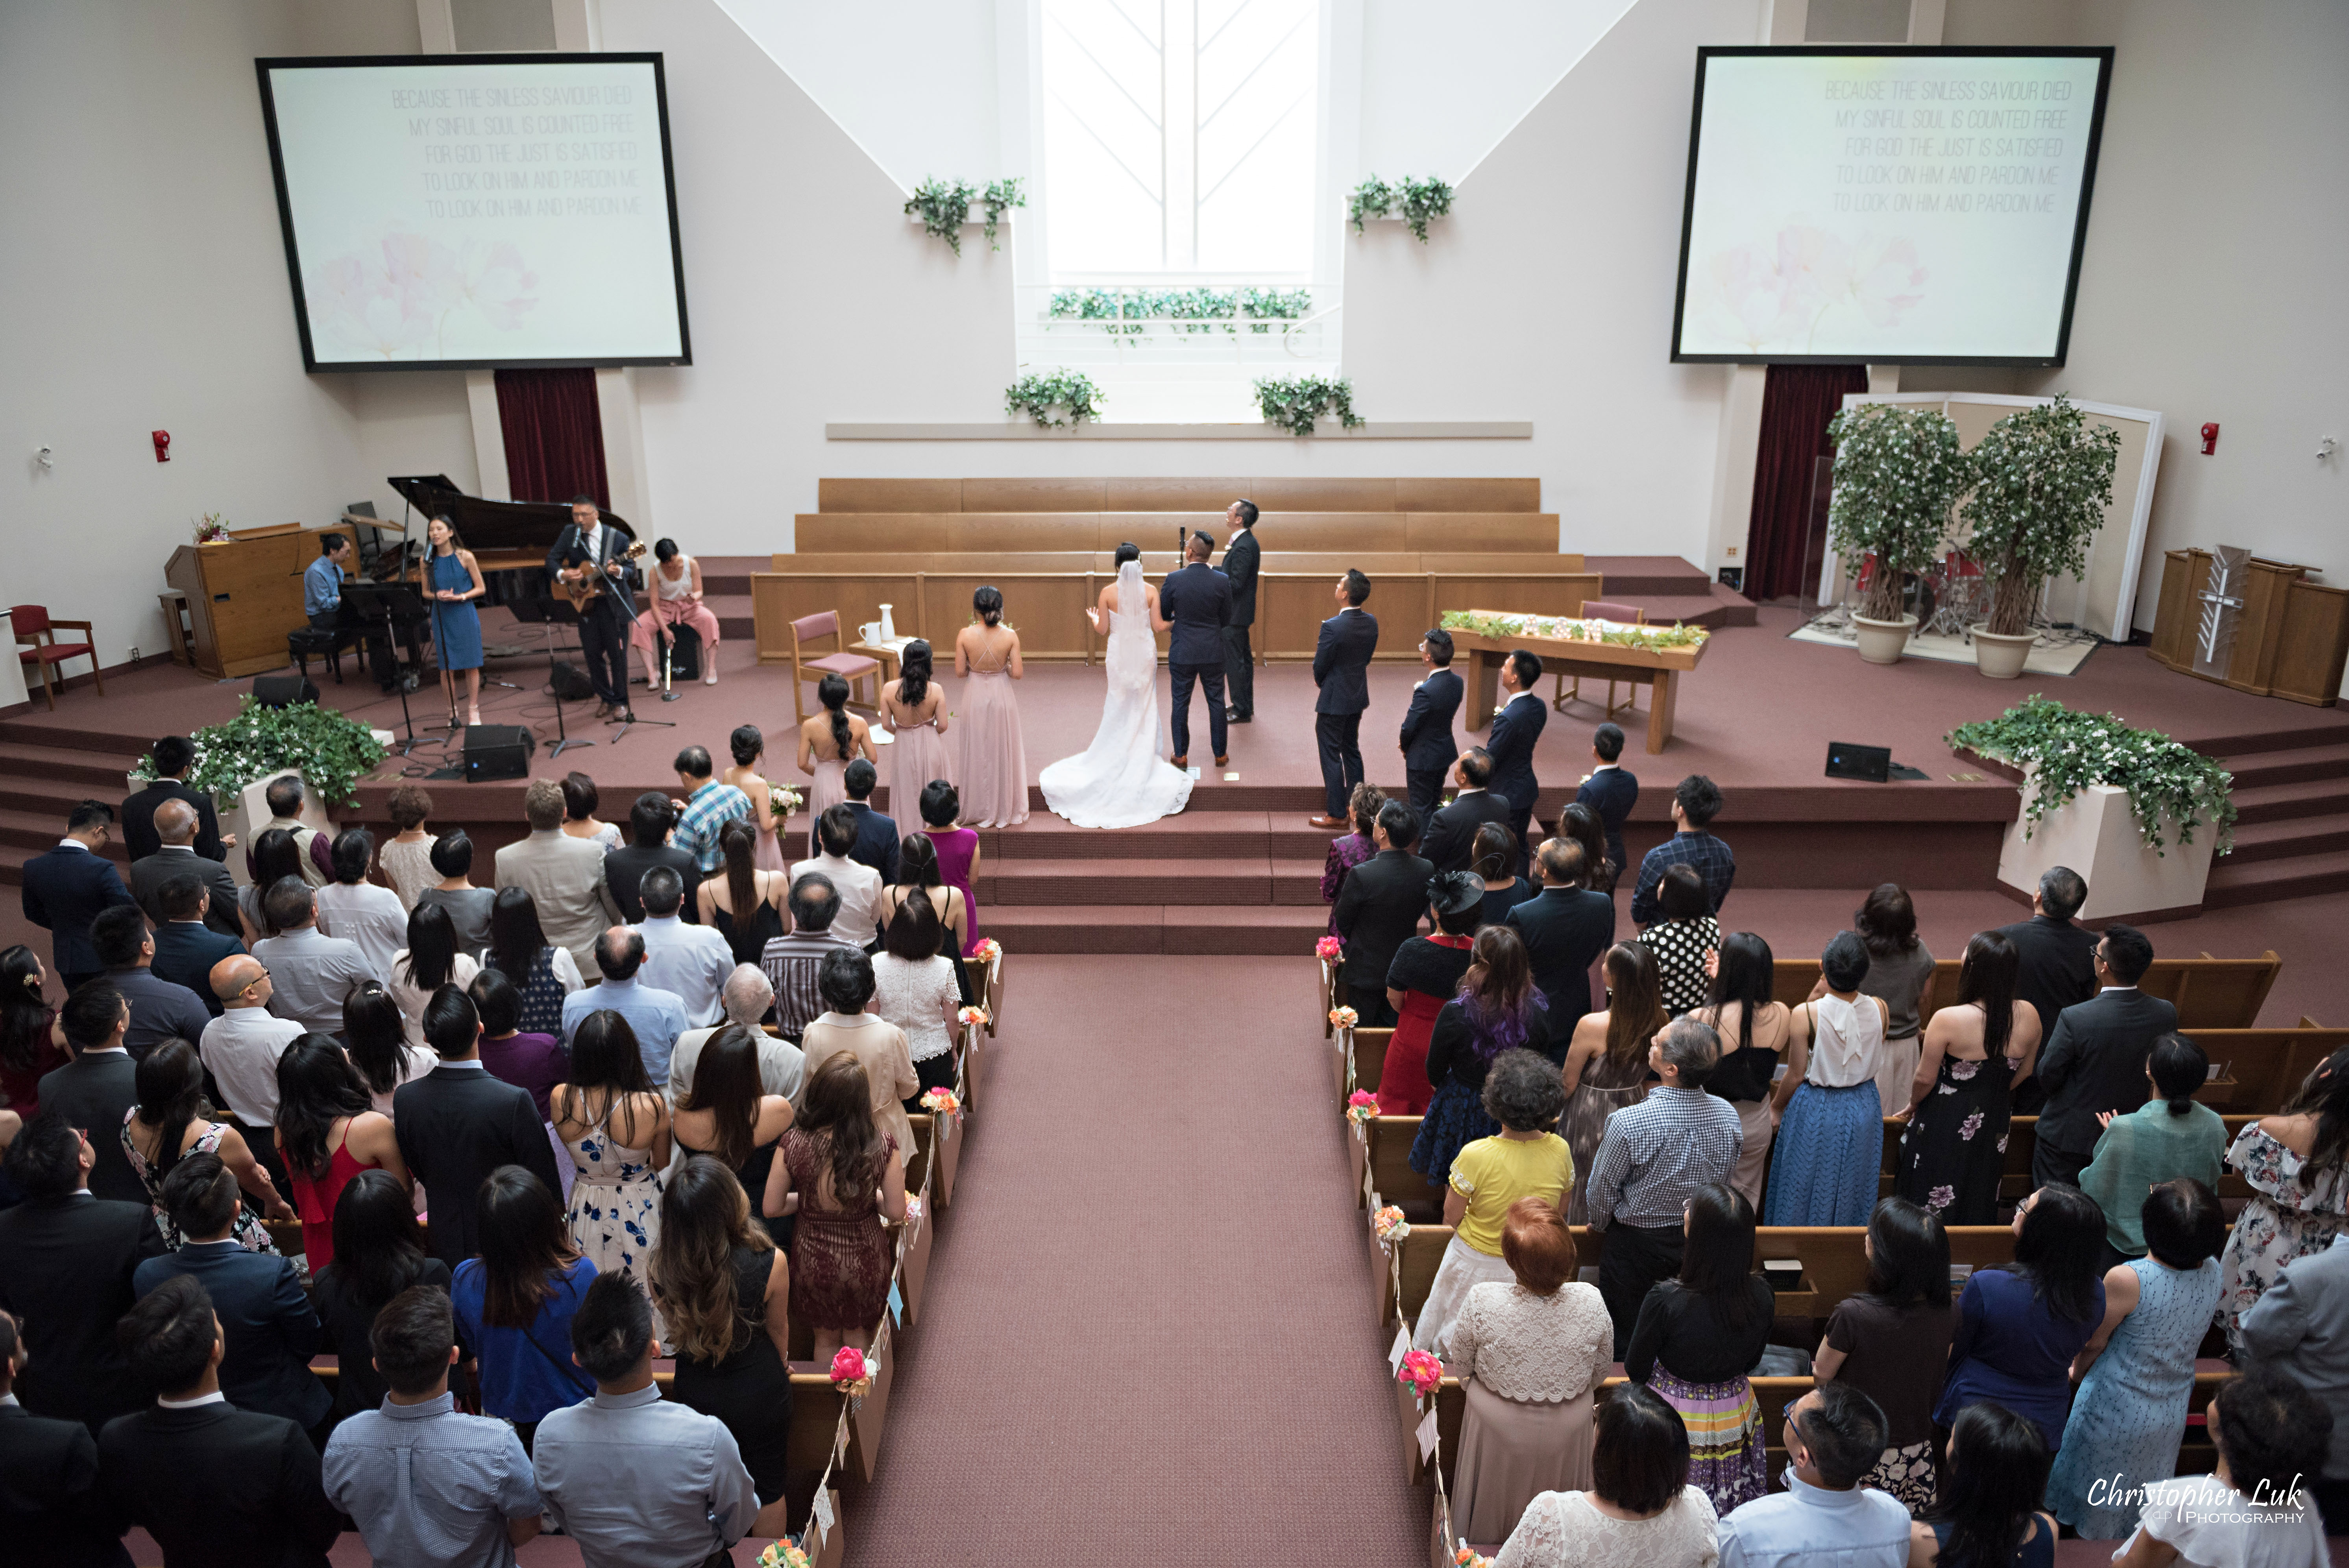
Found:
[1743,363,1868,601]
[495,369,609,509]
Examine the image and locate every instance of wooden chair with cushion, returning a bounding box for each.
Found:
[1555,598,1645,718]
[789,609,881,722]
[11,604,103,710]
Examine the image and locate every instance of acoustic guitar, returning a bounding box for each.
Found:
[558,539,647,612]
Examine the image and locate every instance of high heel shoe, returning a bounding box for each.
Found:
[466,705,482,727]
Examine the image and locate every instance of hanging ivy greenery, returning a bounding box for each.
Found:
[1005,369,1104,428]
[905,176,1027,255]
[134,696,387,807]
[1254,375,1363,437]
[1947,696,2235,855]
[1349,175,1456,240]
[1045,286,1314,336]
[1348,177,1394,234]
[980,177,1025,250]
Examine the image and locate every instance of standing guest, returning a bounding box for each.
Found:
[130,799,238,935]
[1509,837,1617,1044]
[873,894,963,1101]
[323,1283,543,1566]
[651,1158,796,1537]
[1318,782,1384,938]
[244,775,335,887]
[1307,568,1377,824]
[880,639,955,816]
[1442,1198,1615,1546]
[1423,747,1512,875]
[2108,1367,2329,1568]
[272,1037,404,1271]
[135,1154,330,1437]
[1631,777,1734,929]
[2238,1223,2349,1531]
[1414,1050,1576,1353]
[150,876,246,1015]
[483,886,585,1038]
[0,1112,166,1434]
[840,757,900,885]
[122,734,230,864]
[1573,723,1639,882]
[495,778,622,979]
[236,830,307,945]
[559,772,622,851]
[95,1274,341,1567]
[764,1054,907,1359]
[1474,825,1537,928]
[545,496,641,722]
[718,729,784,872]
[1933,1185,2108,1454]
[1585,1019,1743,1357]
[1397,628,1464,819]
[125,1038,295,1250]
[700,819,789,967]
[2078,1034,2228,1266]
[1992,865,2098,1052]
[2047,1180,2227,1538]
[253,877,378,1034]
[2031,924,2176,1191]
[345,981,437,1117]
[2215,1046,2349,1353]
[1486,651,1549,875]
[1220,499,1262,725]
[1373,870,1483,1118]
[796,804,886,947]
[1334,800,1435,1027]
[1693,934,1790,1210]
[533,1272,761,1566]
[634,867,733,1027]
[197,954,305,1187]
[627,537,724,687]
[318,829,407,984]
[799,948,919,1158]
[450,1165,597,1448]
[918,780,985,956]
[42,981,149,1203]
[877,834,975,1003]
[1558,943,1669,1225]
[1626,1184,1775,1516]
[390,901,482,1048]
[672,968,806,1104]
[1764,932,1888,1227]
[1896,931,2041,1226]
[1813,1198,1959,1514]
[375,784,438,911]
[1412,925,1552,1187]
[1161,531,1236,771]
[395,987,566,1271]
[1556,802,1619,896]
[1639,866,1722,1017]
[676,1025,799,1247]
[415,830,496,957]
[1909,1402,2055,1568]
[471,968,570,1120]
[797,673,878,839]
[90,905,211,1059]
[20,799,136,990]
[604,792,701,926]
[1835,884,1937,1117]
[1489,1384,1721,1568]
[0,1308,135,1568]
[561,927,688,1085]
[766,871,865,1038]
[311,1173,451,1419]
[552,1011,671,1305]
[1715,1384,1908,1568]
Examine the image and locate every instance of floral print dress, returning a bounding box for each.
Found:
[1896,1050,2016,1225]
[562,1115,665,1340]
[122,1112,285,1257]
[2218,1123,2349,1352]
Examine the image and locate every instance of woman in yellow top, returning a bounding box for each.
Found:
[1413,1048,1575,1353]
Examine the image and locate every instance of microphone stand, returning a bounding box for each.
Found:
[606,599,677,744]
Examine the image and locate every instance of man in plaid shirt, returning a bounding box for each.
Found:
[667,745,750,875]
[1630,774,1735,928]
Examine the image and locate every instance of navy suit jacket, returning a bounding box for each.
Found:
[1222,529,1262,627]
[394,1064,565,1270]
[1159,562,1233,667]
[845,802,900,885]
[544,521,640,623]
[1312,609,1379,715]
[120,780,225,864]
[1486,694,1548,813]
[20,845,136,975]
[1397,669,1463,774]
[151,922,245,1017]
[1574,767,1640,877]
[0,1194,167,1434]
[1507,887,1617,1045]
[133,1243,331,1431]
[2035,988,2183,1157]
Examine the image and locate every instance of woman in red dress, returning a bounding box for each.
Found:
[1377,872,1486,1116]
[0,947,67,1120]
[765,1052,908,1361]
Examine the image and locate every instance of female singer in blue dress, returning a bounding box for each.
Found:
[425,516,487,726]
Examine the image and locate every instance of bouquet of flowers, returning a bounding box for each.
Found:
[1398,1348,1443,1396]
[903,1195,924,1226]
[920,1087,961,1117]
[1328,1006,1358,1029]
[193,512,233,544]
[829,1345,874,1396]
[958,1005,990,1029]
[769,785,803,819]
[1346,1090,1380,1127]
[970,937,1002,964]
[756,1540,813,1568]
[1453,1549,1494,1568]
[1315,935,1342,961]
[1373,1205,1410,1245]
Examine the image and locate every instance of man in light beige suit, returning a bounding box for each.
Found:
[493,778,622,978]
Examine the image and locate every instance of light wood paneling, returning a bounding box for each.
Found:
[1246,477,1399,512]
[1253,573,1436,661]
[2273,583,2349,705]
[1394,477,1541,512]
[1418,552,1585,574]
[1404,513,1560,552]
[750,573,921,661]
[918,573,1097,660]
[959,477,1105,512]
[795,512,1568,556]
[1104,477,1252,510]
[816,478,963,512]
[776,552,1100,574]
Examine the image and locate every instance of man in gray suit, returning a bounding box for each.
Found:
[2240,1230,2349,1531]
[130,800,239,937]
[495,777,622,979]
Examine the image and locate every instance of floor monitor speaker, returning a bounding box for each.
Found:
[253,674,319,709]
[464,724,535,783]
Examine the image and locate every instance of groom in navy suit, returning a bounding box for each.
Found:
[1486,650,1548,874]
[1159,532,1234,768]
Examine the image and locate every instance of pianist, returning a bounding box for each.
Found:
[304,533,397,691]
[547,495,643,723]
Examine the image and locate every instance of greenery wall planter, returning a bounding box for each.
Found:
[1253,375,1361,436]
[904,177,1025,254]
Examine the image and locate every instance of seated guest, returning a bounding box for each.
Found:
[1715,1383,1907,1568]
[1473,824,1536,929]
[1441,1198,1613,1546]
[1692,933,1788,1210]
[1559,944,1668,1225]
[1412,925,1552,1187]
[603,791,700,926]
[1491,1384,1719,1568]
[798,948,917,1163]
[703,819,790,968]
[1896,931,2040,1226]
[672,966,806,1104]
[561,770,623,851]
[1572,722,1638,881]
[762,871,862,1041]
[90,905,211,1060]
[22,800,135,992]
[244,773,333,887]
[1626,1183,1775,1516]
[1835,884,1936,1119]
[312,1172,451,1419]
[96,1274,340,1567]
[390,901,481,1048]
[1764,932,1888,1226]
[2218,1046,2349,1353]
[494,778,623,979]
[273,1036,405,1272]
[450,1165,597,1449]
[236,829,307,944]
[121,735,228,864]
[838,757,900,883]
[2239,1228,2349,1533]
[471,967,570,1121]
[562,926,688,1084]
[374,783,438,911]
[344,980,436,1117]
[1508,837,1616,1044]
[39,980,147,1203]
[414,830,495,957]
[1631,776,1733,929]
[124,1038,294,1250]
[1911,1403,2055,1568]
[1933,1185,2108,1455]
[323,1283,542,1565]
[876,835,974,1005]
[197,954,304,1188]
[395,987,566,1272]
[795,803,886,947]
[1318,782,1385,938]
[1374,870,1484,1117]
[134,1153,331,1439]
[2109,1366,2329,1568]
[1586,1019,1742,1357]
[634,867,733,1027]
[2032,923,2176,1192]
[2048,1179,2227,1538]
[1637,865,1721,1018]
[1813,1198,1957,1514]
[765,1054,907,1360]
[553,1011,672,1293]
[1554,802,1618,896]
[253,876,378,1034]
[649,1158,795,1538]
[0,1112,166,1433]
[872,893,963,1101]
[1422,747,1511,875]
[129,798,237,936]
[150,876,246,1016]
[316,829,407,984]
[1333,800,1434,1028]
[0,1308,134,1567]
[484,886,585,1037]
[1414,1049,1575,1352]
[2078,1033,2228,1267]
[534,1272,760,1565]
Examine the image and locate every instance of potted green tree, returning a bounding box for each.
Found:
[1959,393,2121,678]
[1824,401,1969,664]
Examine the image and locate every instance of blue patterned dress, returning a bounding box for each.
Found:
[2047,1255,2223,1538]
[562,1106,665,1338]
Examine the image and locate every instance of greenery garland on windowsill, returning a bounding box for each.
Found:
[1045,286,1313,335]
[1946,696,2234,855]
[133,696,387,807]
[1253,375,1362,436]
[1004,369,1103,428]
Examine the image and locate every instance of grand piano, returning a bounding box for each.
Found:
[381,475,636,576]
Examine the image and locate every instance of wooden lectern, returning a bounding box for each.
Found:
[163,524,331,679]
[2148,548,2349,706]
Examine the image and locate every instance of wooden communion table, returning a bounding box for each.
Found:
[1450,612,1710,754]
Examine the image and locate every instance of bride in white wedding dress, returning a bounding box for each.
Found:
[1039,554,1196,828]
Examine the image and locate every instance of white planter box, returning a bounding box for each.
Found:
[220,770,334,888]
[1996,768,2218,920]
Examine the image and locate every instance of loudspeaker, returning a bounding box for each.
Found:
[549,661,595,702]
[1824,741,1892,783]
[464,724,535,783]
[253,674,319,709]
[664,622,702,682]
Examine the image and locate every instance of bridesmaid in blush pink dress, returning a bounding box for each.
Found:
[797,673,876,857]
[722,723,786,872]
[954,589,1029,827]
[917,781,984,956]
[881,640,955,815]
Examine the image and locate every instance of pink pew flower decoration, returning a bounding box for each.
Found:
[970,938,1002,963]
[829,1345,874,1396]
[1399,1348,1443,1396]
[1454,1549,1495,1568]
[1373,1205,1410,1245]
[920,1087,961,1117]
[902,1194,924,1226]
[958,1005,990,1029]
[1316,935,1342,961]
[1329,1006,1358,1029]
[1346,1090,1380,1126]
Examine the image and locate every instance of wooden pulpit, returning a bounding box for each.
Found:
[164,524,331,679]
[2149,548,2349,706]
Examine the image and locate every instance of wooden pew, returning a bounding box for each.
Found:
[1332,1024,1395,1110]
[1879,1115,2261,1201]
[1360,1114,1447,1220]
[1771,953,2283,1031]
[2188,1025,2346,1110]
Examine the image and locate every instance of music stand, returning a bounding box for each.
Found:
[342,582,433,755]
[509,595,593,758]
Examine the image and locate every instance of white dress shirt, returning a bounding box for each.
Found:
[634,915,734,1028]
[198,1007,306,1125]
[791,851,885,945]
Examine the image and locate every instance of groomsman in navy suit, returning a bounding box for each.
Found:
[1397,628,1464,819]
[20,801,137,993]
[1485,651,1547,874]
[1307,571,1379,828]
[1573,722,1640,884]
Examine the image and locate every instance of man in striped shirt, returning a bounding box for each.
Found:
[758,873,858,1042]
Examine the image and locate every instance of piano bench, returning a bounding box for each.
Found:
[286,626,359,684]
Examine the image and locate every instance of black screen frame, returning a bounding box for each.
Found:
[1668,45,2114,367]
[254,52,693,373]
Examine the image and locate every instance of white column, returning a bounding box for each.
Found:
[466,371,512,501]
[416,0,455,52]
[1867,365,1902,396]
[1907,0,1946,45]
[1704,365,1772,576]
[595,368,651,532]
[550,0,601,52]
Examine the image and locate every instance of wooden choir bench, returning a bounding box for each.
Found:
[1771,953,2283,1032]
[814,476,1547,514]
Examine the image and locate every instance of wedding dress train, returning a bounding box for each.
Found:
[1038,560,1194,829]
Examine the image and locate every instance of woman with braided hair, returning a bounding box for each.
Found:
[796,671,876,836]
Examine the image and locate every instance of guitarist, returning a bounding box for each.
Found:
[545,494,643,722]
